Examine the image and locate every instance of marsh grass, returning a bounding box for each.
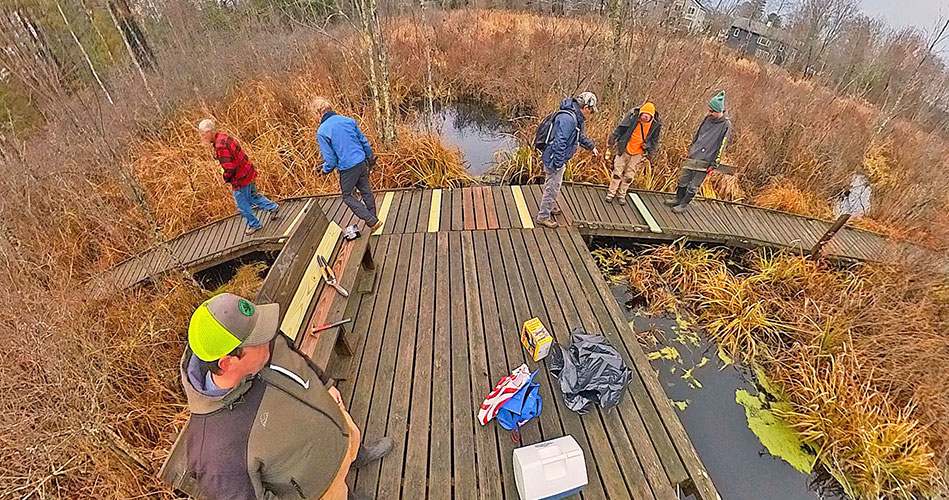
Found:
[596,244,949,498]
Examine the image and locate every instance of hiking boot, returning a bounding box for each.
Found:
[551,207,563,216]
[245,226,260,235]
[269,205,280,220]
[369,220,383,232]
[536,217,559,228]
[671,203,691,214]
[352,437,393,469]
[664,197,680,207]
[604,194,614,203]
[617,196,627,206]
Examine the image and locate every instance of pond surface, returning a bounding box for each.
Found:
[413,101,518,175]
[610,285,845,500]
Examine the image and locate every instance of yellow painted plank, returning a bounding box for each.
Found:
[373,191,395,235]
[428,189,442,232]
[628,192,663,234]
[282,198,314,238]
[511,186,534,229]
[280,221,342,340]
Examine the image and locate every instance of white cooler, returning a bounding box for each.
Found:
[512,435,587,500]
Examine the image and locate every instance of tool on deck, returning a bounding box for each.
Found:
[343,225,361,241]
[310,317,352,336]
[317,255,350,297]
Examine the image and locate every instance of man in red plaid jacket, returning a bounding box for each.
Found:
[199,119,279,235]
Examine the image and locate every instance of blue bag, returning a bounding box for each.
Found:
[496,370,542,432]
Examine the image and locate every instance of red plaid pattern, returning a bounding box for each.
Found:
[213,132,258,190]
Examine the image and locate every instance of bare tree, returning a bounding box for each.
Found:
[787,0,859,76]
[55,0,114,105]
[355,0,397,145]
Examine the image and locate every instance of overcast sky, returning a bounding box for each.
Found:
[859,0,948,32]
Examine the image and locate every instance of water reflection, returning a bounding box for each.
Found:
[414,100,518,175]
[611,285,845,500]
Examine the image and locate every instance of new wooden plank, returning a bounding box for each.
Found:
[563,228,718,500]
[518,229,632,500]
[472,185,489,230]
[428,189,442,233]
[255,205,330,310]
[510,186,534,228]
[279,222,342,340]
[418,189,434,233]
[428,232,453,499]
[376,233,426,499]
[451,188,464,232]
[498,185,522,229]
[491,186,511,229]
[506,229,608,500]
[462,187,476,231]
[447,231,477,500]
[374,191,396,236]
[629,193,663,233]
[459,231,503,499]
[482,186,500,229]
[353,233,414,497]
[402,232,438,498]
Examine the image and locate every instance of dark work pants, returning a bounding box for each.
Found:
[676,168,708,204]
[338,161,378,226]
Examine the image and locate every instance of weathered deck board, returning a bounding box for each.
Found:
[95,183,909,298]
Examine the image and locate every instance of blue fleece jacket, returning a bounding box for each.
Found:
[317,111,374,173]
[541,98,595,171]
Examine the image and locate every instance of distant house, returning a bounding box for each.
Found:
[726,17,793,65]
[642,0,711,32]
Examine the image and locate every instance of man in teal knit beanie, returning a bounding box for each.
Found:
[665,90,732,213]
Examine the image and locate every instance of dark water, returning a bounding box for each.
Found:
[611,286,845,500]
[414,101,518,175]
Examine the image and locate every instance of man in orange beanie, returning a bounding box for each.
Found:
[606,102,661,204]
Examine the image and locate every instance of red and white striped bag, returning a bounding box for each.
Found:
[478,364,531,426]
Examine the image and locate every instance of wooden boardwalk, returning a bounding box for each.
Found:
[329,227,717,499]
[95,183,894,293]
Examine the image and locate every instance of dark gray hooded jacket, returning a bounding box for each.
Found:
[687,115,731,165]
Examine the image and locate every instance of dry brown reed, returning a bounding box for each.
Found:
[599,244,949,498]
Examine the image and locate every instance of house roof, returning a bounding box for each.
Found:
[731,16,792,44]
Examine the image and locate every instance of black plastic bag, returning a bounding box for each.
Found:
[548,329,633,414]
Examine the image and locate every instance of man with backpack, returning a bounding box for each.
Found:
[535,92,599,228]
[605,101,661,204]
[666,91,731,213]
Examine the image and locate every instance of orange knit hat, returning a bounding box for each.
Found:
[640,101,656,118]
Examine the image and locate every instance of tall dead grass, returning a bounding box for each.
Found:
[0,264,265,499]
[597,245,949,497]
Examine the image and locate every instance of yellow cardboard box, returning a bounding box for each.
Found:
[521,317,553,361]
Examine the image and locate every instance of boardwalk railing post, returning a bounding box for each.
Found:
[808,214,851,259]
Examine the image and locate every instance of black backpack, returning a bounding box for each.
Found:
[534,110,578,152]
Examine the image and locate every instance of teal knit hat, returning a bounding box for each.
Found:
[709,91,725,113]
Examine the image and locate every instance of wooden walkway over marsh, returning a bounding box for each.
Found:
[94,183,894,294]
[155,183,902,500]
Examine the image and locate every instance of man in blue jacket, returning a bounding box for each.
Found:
[313,97,383,231]
[538,92,599,228]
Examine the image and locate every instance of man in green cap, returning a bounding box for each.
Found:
[666,90,732,213]
[161,293,391,500]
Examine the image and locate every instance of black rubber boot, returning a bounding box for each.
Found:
[672,191,696,213]
[665,186,686,206]
[351,437,393,469]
